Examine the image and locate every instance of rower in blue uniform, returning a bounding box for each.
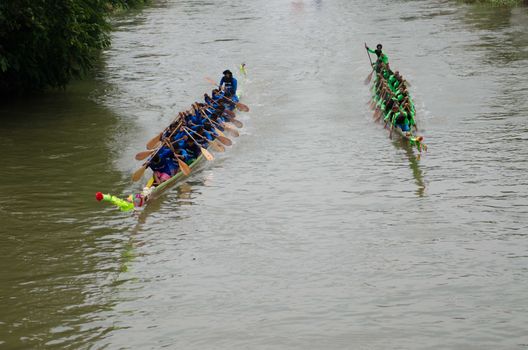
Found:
[219,70,237,97]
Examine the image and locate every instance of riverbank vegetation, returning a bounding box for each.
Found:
[0,0,148,95]
[459,0,526,5]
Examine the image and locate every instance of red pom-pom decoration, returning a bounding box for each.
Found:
[95,192,104,201]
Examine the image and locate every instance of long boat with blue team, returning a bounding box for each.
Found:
[96,65,249,211]
[365,43,427,152]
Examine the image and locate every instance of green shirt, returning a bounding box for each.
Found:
[367,48,389,64]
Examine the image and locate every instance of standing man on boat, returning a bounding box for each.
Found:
[365,43,389,70]
[219,70,237,98]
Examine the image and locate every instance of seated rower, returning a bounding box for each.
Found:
[211,88,223,101]
[204,93,218,108]
[219,70,238,97]
[396,85,408,103]
[171,126,186,142]
[219,96,236,111]
[401,101,417,131]
[388,71,402,91]
[203,122,217,141]
[385,103,400,125]
[183,137,201,163]
[149,153,179,185]
[393,112,410,132]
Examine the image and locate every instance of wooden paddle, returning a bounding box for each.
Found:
[146,117,183,150]
[202,102,236,119]
[186,126,232,147]
[182,128,214,161]
[136,136,187,161]
[373,91,387,120]
[185,125,226,152]
[226,117,243,128]
[364,43,374,85]
[201,104,243,129]
[164,140,192,176]
[210,140,225,152]
[132,160,150,182]
[200,107,240,137]
[222,123,239,137]
[215,134,232,146]
[198,110,227,137]
[205,77,250,112]
[223,109,236,119]
[146,132,162,150]
[135,149,154,161]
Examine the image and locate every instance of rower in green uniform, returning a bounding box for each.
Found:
[365,43,389,70]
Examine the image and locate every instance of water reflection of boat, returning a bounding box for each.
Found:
[392,137,426,197]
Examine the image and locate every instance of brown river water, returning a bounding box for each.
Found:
[1,0,528,348]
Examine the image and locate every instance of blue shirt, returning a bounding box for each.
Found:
[220,77,237,96]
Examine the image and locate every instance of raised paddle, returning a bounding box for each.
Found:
[364,43,375,85]
[146,116,183,150]
[146,132,163,150]
[182,128,214,161]
[205,77,250,112]
[136,136,187,161]
[135,150,154,161]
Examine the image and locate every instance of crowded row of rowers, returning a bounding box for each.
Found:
[147,87,239,185]
[371,63,419,133]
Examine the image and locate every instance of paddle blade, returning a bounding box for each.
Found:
[132,165,147,182]
[236,102,249,112]
[223,110,236,118]
[177,158,192,176]
[201,147,214,161]
[205,77,218,87]
[364,71,373,85]
[216,135,232,146]
[230,119,243,128]
[210,140,225,152]
[135,150,154,161]
[214,127,225,137]
[374,110,382,122]
[146,132,162,150]
[223,124,239,137]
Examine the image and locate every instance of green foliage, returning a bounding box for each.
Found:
[0,0,147,94]
[458,0,523,5]
[108,0,150,11]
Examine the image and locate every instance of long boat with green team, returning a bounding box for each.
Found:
[365,43,427,152]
